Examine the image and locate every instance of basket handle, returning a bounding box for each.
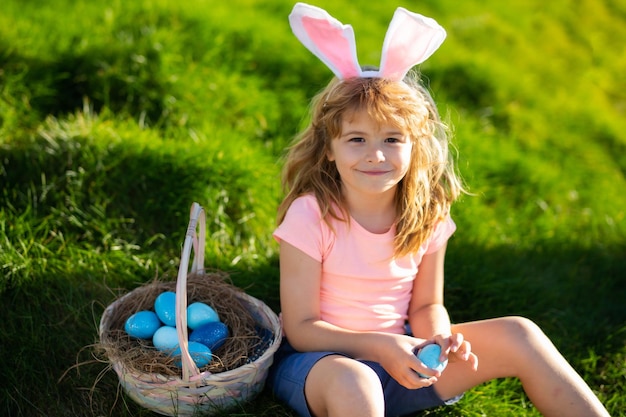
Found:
[175,202,207,382]
[190,205,205,275]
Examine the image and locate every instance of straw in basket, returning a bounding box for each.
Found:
[99,202,282,416]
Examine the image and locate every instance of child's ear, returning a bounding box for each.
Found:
[326,150,335,162]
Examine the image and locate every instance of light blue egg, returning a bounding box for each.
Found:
[154,291,176,326]
[124,310,161,339]
[152,326,180,351]
[186,302,219,330]
[172,342,213,368]
[189,321,229,350]
[416,344,448,377]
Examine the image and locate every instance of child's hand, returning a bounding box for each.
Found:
[433,332,479,370]
[372,333,441,390]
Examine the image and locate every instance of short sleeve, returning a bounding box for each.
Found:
[424,215,456,254]
[273,195,331,262]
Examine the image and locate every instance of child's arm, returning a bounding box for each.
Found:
[279,240,438,388]
[279,240,401,354]
[408,244,478,369]
[408,244,452,338]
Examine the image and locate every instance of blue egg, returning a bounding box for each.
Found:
[172,342,213,368]
[416,344,448,378]
[189,321,229,350]
[186,302,219,330]
[124,310,161,339]
[154,291,176,326]
[152,326,180,351]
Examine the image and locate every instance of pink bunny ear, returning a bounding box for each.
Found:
[289,2,362,79]
[379,7,446,81]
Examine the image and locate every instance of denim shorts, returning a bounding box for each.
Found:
[267,340,461,417]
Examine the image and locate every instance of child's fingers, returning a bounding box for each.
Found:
[413,360,441,380]
[456,339,472,360]
[432,334,455,353]
[437,333,463,360]
[400,356,440,388]
[451,340,478,370]
[469,352,479,370]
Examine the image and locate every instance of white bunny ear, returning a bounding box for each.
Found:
[379,7,446,81]
[289,2,362,79]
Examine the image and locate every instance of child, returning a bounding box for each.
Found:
[267,3,611,417]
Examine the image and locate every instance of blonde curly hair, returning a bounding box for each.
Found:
[277,72,465,257]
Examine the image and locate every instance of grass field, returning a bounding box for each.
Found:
[1,0,625,416]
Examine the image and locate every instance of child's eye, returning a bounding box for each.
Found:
[385,137,402,143]
[348,137,365,143]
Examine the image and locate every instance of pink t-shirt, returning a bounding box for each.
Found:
[274,194,456,334]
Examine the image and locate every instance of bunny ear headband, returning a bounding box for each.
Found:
[289,2,446,81]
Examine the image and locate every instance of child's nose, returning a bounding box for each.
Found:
[366,146,385,163]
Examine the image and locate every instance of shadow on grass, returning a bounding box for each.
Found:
[444,241,626,356]
[0,26,171,126]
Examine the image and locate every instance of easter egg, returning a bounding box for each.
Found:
[189,321,229,350]
[154,291,176,326]
[186,302,219,330]
[152,326,180,351]
[124,310,161,339]
[172,342,213,368]
[416,344,448,378]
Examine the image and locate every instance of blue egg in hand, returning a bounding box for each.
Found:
[152,326,180,351]
[189,321,229,350]
[187,302,219,330]
[154,291,177,326]
[415,344,448,378]
[124,310,161,339]
[172,342,213,368]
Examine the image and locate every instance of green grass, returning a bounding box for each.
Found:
[1,0,624,416]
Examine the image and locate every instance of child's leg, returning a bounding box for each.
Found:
[305,355,385,417]
[434,316,610,417]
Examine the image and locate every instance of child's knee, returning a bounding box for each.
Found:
[502,316,544,339]
[494,316,550,356]
[329,357,382,394]
[306,357,384,415]
[308,357,382,397]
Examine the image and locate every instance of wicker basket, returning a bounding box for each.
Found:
[99,202,282,416]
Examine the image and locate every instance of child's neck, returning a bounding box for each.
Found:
[344,190,396,234]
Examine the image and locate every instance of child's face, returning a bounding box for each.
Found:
[327,108,413,200]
